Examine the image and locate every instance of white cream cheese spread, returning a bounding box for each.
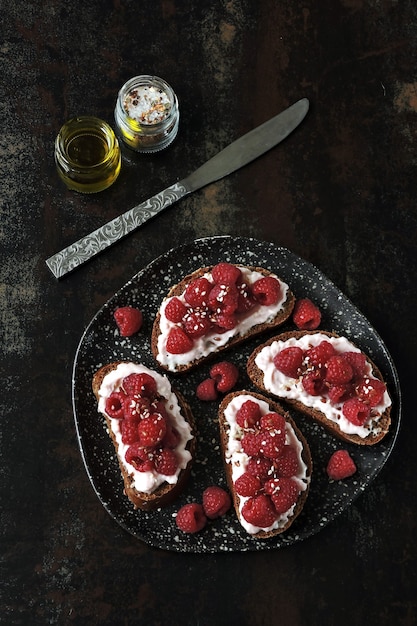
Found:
[254,333,391,439]
[97,363,193,494]
[223,394,310,535]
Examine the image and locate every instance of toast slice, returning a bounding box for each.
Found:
[218,390,312,539]
[92,362,195,510]
[247,330,392,446]
[151,263,295,373]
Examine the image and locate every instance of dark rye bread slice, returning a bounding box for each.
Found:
[218,390,312,539]
[151,265,295,373]
[247,330,392,446]
[92,362,196,511]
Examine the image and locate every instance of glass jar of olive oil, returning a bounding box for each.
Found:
[54,116,121,193]
[114,75,179,153]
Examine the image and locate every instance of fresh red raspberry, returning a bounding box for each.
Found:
[175,503,207,533]
[124,396,151,420]
[246,456,272,482]
[162,425,181,449]
[184,277,212,308]
[355,377,386,407]
[302,369,326,396]
[212,312,238,331]
[208,283,239,315]
[241,432,262,457]
[234,472,262,497]
[183,310,212,338]
[125,443,155,471]
[202,486,231,519]
[211,262,242,285]
[122,373,157,398]
[241,494,277,528]
[274,445,299,478]
[114,306,143,337]
[326,449,357,480]
[235,400,262,429]
[258,430,286,460]
[343,351,368,379]
[121,419,140,444]
[259,412,286,433]
[210,361,239,393]
[166,327,194,354]
[251,276,281,306]
[306,340,336,367]
[292,298,321,330]
[273,346,304,378]
[325,355,354,385]
[164,297,187,323]
[342,397,371,425]
[327,383,354,404]
[105,391,126,419]
[265,477,300,514]
[196,378,218,401]
[137,414,167,448]
[154,448,179,476]
[236,282,256,313]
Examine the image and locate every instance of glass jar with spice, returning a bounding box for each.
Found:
[114,75,179,153]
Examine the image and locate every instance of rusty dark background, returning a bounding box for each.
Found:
[2,1,417,624]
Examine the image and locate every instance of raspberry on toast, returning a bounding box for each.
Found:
[92,362,195,510]
[247,330,392,446]
[218,390,312,539]
[151,263,295,373]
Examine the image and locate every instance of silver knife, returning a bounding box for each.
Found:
[46,98,309,278]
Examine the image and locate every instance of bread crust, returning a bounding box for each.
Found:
[92,362,195,511]
[218,390,312,539]
[246,330,391,446]
[151,265,295,373]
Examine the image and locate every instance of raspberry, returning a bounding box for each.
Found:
[266,477,300,514]
[166,327,194,354]
[137,414,167,448]
[211,262,242,285]
[259,412,286,433]
[210,361,239,393]
[164,297,187,323]
[236,282,256,313]
[241,432,261,457]
[212,312,238,331]
[246,456,273,482]
[175,503,207,533]
[183,310,212,338]
[343,351,367,379]
[241,494,277,528]
[196,378,218,401]
[234,472,262,497]
[154,448,179,476]
[202,486,231,519]
[305,340,336,367]
[302,369,326,396]
[273,346,304,378]
[122,373,157,398]
[162,425,181,449]
[326,449,357,480]
[292,298,321,330]
[208,283,239,315]
[325,355,354,385]
[184,277,212,308]
[114,306,143,337]
[274,445,299,477]
[258,430,285,460]
[235,400,262,429]
[105,391,126,419]
[251,276,281,306]
[125,443,155,471]
[327,383,353,404]
[121,419,140,444]
[355,377,386,407]
[342,397,371,425]
[124,396,151,420]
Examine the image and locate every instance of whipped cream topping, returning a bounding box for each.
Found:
[223,394,310,535]
[254,333,391,439]
[97,363,193,494]
[156,267,290,371]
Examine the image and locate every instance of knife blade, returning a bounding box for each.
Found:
[46,98,309,278]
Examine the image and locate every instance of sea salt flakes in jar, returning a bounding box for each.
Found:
[114,75,179,153]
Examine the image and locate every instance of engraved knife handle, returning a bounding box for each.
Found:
[46,182,189,279]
